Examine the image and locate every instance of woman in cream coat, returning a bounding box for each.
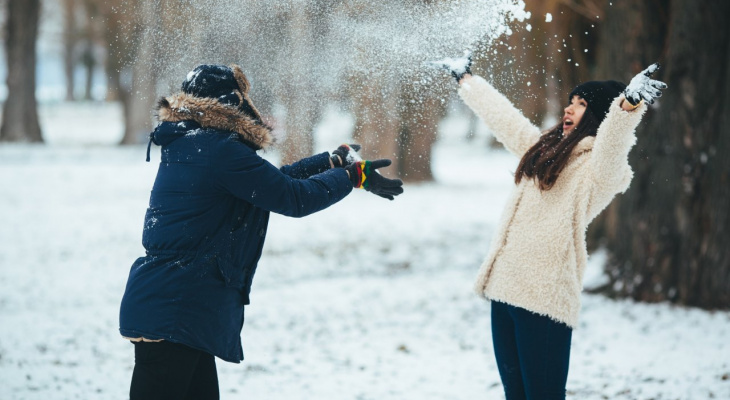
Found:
[443,59,666,399]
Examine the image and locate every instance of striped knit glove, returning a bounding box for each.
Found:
[345,159,404,200]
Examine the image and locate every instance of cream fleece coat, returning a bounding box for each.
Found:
[459,75,647,328]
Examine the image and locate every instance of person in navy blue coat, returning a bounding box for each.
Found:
[119,64,403,399]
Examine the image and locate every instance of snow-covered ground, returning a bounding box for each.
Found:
[0,103,728,400]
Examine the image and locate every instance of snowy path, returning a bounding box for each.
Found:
[0,135,728,399]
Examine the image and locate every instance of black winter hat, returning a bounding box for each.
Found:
[181,64,263,121]
[569,80,626,122]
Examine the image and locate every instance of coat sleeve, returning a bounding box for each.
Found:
[458,75,541,157]
[214,141,353,218]
[280,152,332,179]
[584,96,647,221]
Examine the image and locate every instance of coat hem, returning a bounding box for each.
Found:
[484,297,577,329]
[119,328,243,363]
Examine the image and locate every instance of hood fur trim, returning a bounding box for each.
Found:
[156,93,274,150]
[230,64,264,122]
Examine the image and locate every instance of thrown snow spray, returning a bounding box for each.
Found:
[121,0,526,89]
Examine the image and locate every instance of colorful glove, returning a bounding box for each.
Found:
[345,159,404,200]
[434,50,473,83]
[624,63,668,106]
[330,144,362,168]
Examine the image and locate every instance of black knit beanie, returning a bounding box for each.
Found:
[181,64,263,121]
[182,65,242,106]
[569,80,626,122]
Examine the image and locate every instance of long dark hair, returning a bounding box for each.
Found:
[515,106,601,191]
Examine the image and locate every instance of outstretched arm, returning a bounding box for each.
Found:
[457,75,541,157]
[279,152,333,179]
[585,95,646,220]
[585,63,667,219]
[435,52,540,156]
[217,142,352,218]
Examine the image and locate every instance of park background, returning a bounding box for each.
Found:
[0,0,728,399]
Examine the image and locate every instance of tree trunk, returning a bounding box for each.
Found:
[1,0,42,142]
[601,0,730,308]
[586,0,669,251]
[98,0,129,103]
[82,43,95,101]
[63,0,77,101]
[351,76,401,178]
[398,85,443,182]
[120,0,160,145]
[279,6,317,165]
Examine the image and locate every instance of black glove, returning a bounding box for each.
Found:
[435,50,473,83]
[330,144,362,168]
[624,63,668,106]
[345,159,404,200]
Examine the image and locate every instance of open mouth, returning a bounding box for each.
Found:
[563,118,574,130]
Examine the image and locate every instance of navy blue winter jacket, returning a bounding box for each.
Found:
[119,95,352,363]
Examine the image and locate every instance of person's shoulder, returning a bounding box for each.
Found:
[209,129,265,164]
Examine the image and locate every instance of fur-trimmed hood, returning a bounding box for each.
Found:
[155,92,274,150]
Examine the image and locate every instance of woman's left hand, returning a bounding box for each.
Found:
[624,63,668,106]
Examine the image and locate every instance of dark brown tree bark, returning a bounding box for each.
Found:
[0,0,42,142]
[586,0,669,251]
[596,0,730,308]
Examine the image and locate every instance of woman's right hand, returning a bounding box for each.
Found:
[435,51,473,84]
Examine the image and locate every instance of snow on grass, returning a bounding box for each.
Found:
[0,103,728,399]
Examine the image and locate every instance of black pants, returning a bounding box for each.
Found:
[130,341,219,400]
[491,301,572,400]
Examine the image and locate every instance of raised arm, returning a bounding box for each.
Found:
[585,63,666,219]
[584,96,647,220]
[458,75,541,157]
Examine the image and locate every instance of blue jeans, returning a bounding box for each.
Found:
[491,301,572,400]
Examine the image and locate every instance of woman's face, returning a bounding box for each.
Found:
[562,95,587,136]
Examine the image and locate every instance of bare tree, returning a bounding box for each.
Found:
[278,5,318,164]
[62,0,77,101]
[350,74,402,176]
[119,0,160,144]
[397,84,444,181]
[0,0,42,142]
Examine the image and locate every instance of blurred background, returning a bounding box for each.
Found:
[1,0,728,323]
